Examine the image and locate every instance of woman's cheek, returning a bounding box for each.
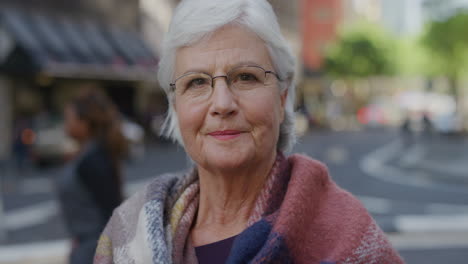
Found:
[177,102,205,142]
[247,94,281,127]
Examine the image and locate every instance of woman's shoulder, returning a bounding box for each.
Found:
[286,153,331,184]
[284,153,401,262]
[286,152,364,212]
[285,152,372,233]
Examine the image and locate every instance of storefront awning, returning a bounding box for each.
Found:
[0,8,158,82]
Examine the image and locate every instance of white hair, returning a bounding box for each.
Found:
[157,0,296,152]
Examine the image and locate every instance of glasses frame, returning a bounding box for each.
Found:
[169,65,282,92]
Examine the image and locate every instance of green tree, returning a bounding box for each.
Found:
[322,22,397,118]
[422,11,468,112]
[324,22,396,79]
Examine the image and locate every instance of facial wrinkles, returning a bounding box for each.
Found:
[176,30,273,77]
[174,26,283,166]
[178,39,267,106]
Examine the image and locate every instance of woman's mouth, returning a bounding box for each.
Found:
[208,130,243,140]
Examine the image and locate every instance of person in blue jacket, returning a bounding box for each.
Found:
[57,88,128,264]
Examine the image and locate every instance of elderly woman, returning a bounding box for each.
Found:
[95,0,403,263]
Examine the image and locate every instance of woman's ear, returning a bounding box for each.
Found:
[280,88,288,108]
[279,87,289,123]
[281,75,294,108]
[279,75,293,122]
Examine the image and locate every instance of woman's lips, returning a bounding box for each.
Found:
[208,130,243,140]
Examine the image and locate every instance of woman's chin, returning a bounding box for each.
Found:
[202,148,254,172]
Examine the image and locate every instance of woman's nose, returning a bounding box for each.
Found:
[209,77,238,118]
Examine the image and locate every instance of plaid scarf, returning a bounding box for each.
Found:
[94,153,403,264]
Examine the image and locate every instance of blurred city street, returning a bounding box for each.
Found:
[1,129,468,264]
[2,0,468,263]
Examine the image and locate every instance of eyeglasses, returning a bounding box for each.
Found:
[170,65,281,102]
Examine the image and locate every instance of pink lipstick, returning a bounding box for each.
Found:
[208,130,243,140]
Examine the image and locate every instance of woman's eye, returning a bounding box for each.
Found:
[238,73,258,81]
[188,78,208,88]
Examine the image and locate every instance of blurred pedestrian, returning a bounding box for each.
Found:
[57,89,128,264]
[12,117,33,174]
[401,115,413,146]
[421,112,434,139]
[94,0,403,263]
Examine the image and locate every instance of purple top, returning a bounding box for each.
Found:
[195,235,237,264]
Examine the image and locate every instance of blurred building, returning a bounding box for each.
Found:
[0,0,160,160]
[342,0,381,27]
[301,0,342,74]
[423,0,468,20]
[381,0,423,36]
[140,0,301,63]
[269,0,302,82]
[298,0,344,127]
[140,0,176,55]
[342,0,468,37]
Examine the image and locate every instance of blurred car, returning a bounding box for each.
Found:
[31,118,145,168]
[121,118,146,160]
[357,105,387,127]
[432,113,463,135]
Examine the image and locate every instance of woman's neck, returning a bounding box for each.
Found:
[191,152,276,245]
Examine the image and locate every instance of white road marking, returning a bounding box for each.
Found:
[360,139,431,187]
[4,201,59,231]
[397,142,468,177]
[360,139,468,192]
[358,195,468,215]
[426,203,468,214]
[19,178,53,195]
[398,144,425,167]
[388,231,468,250]
[2,180,151,232]
[0,239,68,263]
[396,214,468,233]
[418,159,468,177]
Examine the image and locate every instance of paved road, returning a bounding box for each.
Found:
[294,129,468,263]
[1,128,468,263]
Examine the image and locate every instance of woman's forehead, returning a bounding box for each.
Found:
[175,26,273,74]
